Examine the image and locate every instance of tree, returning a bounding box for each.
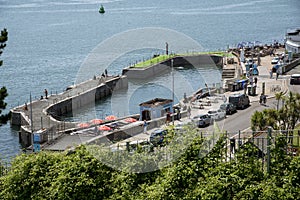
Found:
[0,28,9,125]
[251,92,300,131]
[0,28,8,67]
[1,131,299,199]
[275,91,284,111]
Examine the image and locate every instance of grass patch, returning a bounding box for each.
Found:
[134,54,175,68]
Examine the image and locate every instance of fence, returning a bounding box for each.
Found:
[1,128,299,177]
[224,129,299,173]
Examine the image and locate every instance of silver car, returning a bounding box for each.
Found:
[192,114,211,127]
[207,109,226,121]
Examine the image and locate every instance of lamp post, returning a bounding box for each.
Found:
[171,59,174,125]
[30,92,34,152]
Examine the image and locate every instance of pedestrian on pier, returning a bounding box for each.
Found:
[143,120,148,133]
[24,103,28,111]
[44,89,48,99]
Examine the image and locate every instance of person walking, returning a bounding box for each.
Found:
[276,68,279,80]
[143,120,148,134]
[254,77,258,86]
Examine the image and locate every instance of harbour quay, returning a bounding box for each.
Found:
[122,54,223,79]
[10,75,128,148]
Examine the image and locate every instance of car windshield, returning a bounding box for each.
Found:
[229,96,239,103]
[220,104,227,109]
[208,111,217,114]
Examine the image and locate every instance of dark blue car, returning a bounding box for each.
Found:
[150,129,167,146]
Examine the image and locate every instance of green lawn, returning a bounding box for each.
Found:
[131,51,233,68]
[134,54,175,68]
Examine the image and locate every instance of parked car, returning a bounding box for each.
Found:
[290,74,300,85]
[271,56,280,64]
[220,103,237,115]
[192,114,211,127]
[228,94,250,109]
[207,109,226,120]
[150,129,167,146]
[196,91,210,99]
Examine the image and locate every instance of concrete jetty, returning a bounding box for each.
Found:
[10,75,128,147]
[122,54,223,79]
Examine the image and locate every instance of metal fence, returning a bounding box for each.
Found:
[223,129,299,173]
[1,128,299,177]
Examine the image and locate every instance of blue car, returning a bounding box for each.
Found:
[150,129,167,146]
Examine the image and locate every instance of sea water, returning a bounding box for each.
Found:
[0,0,299,160]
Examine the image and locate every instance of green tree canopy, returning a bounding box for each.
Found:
[0,28,9,124]
[0,28,8,67]
[1,133,299,199]
[252,92,300,131]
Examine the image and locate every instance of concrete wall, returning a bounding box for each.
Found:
[47,76,128,118]
[10,111,30,126]
[122,54,223,79]
[87,111,188,146]
[283,58,300,73]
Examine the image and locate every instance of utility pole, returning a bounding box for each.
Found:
[30,92,34,152]
[171,59,174,125]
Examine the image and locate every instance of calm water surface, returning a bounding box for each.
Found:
[0,0,299,160]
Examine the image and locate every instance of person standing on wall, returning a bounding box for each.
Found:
[44,89,48,99]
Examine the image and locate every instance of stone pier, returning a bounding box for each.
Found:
[10,75,128,147]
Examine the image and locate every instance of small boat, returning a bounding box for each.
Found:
[99,5,105,14]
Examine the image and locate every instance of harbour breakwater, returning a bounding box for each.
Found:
[122,54,223,79]
[10,75,128,147]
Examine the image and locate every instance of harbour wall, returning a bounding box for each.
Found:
[122,54,223,79]
[283,58,300,73]
[47,76,128,118]
[86,110,188,146]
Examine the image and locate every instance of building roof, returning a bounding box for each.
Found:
[139,98,173,107]
[286,40,300,48]
[286,28,300,35]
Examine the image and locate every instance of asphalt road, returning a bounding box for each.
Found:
[218,73,300,135]
[201,97,280,136]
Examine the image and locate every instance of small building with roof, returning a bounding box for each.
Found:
[285,28,300,54]
[139,98,173,121]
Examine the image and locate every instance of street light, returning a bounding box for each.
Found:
[171,59,174,125]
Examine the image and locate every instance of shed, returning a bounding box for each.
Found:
[139,98,173,121]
